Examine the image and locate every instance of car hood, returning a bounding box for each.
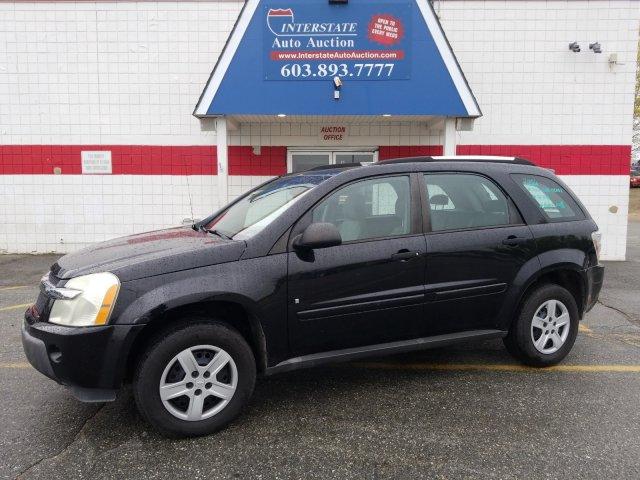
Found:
[52,227,246,282]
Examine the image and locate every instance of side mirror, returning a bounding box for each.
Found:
[294,222,342,250]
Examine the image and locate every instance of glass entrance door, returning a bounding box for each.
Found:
[287,151,377,173]
[288,152,332,173]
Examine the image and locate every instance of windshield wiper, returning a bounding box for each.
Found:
[204,228,233,241]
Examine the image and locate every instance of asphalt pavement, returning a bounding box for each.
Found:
[1,224,639,480]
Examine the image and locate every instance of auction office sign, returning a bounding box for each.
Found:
[318,125,348,143]
[264,2,412,81]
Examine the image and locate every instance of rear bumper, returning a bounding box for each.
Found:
[22,320,142,402]
[584,264,604,314]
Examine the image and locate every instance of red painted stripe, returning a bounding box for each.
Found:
[0,144,631,175]
[228,146,287,176]
[456,145,631,175]
[379,145,443,160]
[0,145,289,176]
[0,145,217,175]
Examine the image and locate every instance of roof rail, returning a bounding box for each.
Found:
[305,162,363,172]
[378,155,534,166]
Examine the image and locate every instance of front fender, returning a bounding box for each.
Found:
[117,285,260,326]
[111,255,289,366]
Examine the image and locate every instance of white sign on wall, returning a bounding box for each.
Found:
[318,125,349,144]
[81,151,112,174]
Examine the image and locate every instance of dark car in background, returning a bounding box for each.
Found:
[631,165,640,188]
[22,156,604,437]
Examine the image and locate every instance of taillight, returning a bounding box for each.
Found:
[591,230,602,264]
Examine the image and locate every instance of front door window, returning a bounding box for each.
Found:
[312,175,411,242]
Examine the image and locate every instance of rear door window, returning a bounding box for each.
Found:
[424,173,520,232]
[512,174,584,221]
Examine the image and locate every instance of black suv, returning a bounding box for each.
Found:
[22,156,604,437]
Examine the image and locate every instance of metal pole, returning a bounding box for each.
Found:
[215,117,229,209]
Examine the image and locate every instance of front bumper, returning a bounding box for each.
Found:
[22,319,142,402]
[584,264,605,313]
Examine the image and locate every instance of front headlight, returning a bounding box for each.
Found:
[49,272,120,327]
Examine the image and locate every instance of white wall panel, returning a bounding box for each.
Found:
[0,1,241,145]
[437,0,639,145]
[560,174,629,260]
[0,175,219,253]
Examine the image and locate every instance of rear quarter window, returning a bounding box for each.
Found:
[512,174,585,221]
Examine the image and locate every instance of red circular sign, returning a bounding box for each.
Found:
[368,14,404,46]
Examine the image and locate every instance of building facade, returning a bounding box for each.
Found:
[0,0,638,260]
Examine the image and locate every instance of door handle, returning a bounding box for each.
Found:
[392,250,421,261]
[502,235,528,246]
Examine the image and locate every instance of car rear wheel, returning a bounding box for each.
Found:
[133,320,256,437]
[504,284,579,367]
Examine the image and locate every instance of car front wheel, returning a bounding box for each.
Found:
[133,320,256,437]
[504,284,579,367]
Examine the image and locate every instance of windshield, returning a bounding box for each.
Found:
[205,172,337,240]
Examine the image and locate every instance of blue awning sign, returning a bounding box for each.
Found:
[264,3,412,81]
[194,0,481,118]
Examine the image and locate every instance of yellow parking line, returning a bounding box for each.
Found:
[0,285,30,291]
[2,360,640,373]
[0,303,31,313]
[579,323,593,333]
[0,362,31,369]
[353,362,640,373]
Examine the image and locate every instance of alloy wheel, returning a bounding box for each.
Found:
[530,299,571,354]
[159,345,238,421]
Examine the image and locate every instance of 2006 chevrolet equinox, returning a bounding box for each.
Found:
[22,156,604,437]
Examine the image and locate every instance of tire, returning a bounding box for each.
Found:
[504,284,579,367]
[133,319,256,437]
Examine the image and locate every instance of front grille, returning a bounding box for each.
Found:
[24,294,46,325]
[30,272,59,323]
[50,262,62,277]
[40,272,64,299]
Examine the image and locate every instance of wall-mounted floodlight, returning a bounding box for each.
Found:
[608,53,624,67]
[569,42,581,52]
[333,76,342,100]
[589,42,602,53]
